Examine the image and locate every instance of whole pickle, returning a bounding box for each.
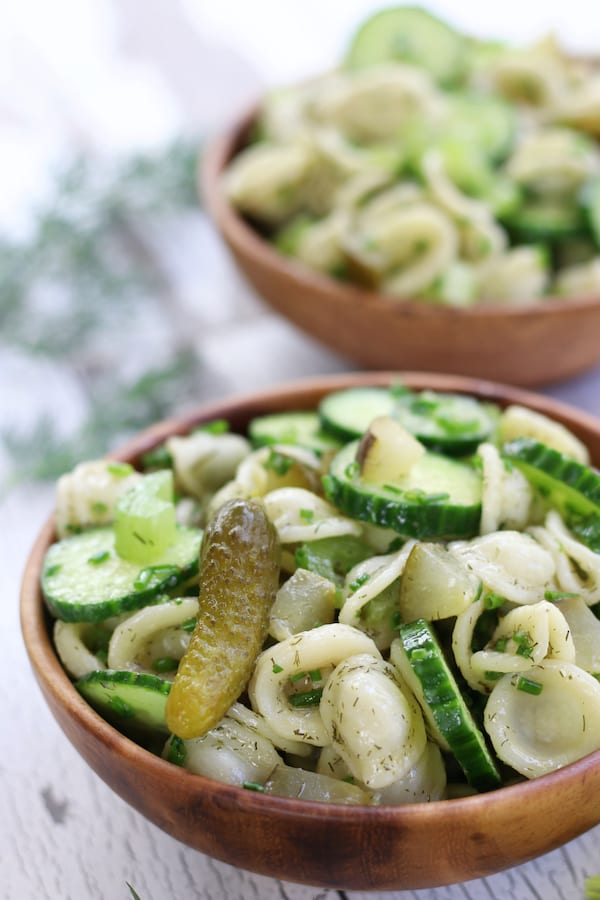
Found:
[165,498,280,739]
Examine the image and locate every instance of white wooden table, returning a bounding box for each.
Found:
[4,2,600,897]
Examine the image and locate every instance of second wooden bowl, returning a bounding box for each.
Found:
[203,112,600,387]
[20,371,600,891]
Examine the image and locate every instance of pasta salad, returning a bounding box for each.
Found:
[43,384,600,805]
[224,7,600,306]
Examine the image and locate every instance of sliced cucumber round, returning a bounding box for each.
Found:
[248,411,341,455]
[394,620,501,790]
[503,437,600,515]
[502,200,586,246]
[76,669,171,732]
[319,387,497,455]
[324,441,481,540]
[394,390,499,455]
[345,5,466,86]
[42,525,202,622]
[319,387,398,442]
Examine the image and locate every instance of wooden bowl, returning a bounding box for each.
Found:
[203,111,600,387]
[20,372,600,891]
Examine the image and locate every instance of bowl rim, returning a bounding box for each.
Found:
[202,103,600,318]
[19,370,600,830]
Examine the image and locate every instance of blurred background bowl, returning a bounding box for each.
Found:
[203,112,600,387]
[20,371,600,891]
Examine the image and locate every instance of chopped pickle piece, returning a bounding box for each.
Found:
[165,498,280,739]
[114,470,176,564]
[356,416,425,484]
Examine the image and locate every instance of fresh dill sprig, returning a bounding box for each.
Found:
[0,137,206,485]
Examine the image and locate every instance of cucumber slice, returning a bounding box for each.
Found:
[42,525,202,622]
[295,534,374,587]
[248,411,341,455]
[502,199,586,246]
[502,437,600,545]
[319,387,398,442]
[345,6,466,86]
[325,441,481,540]
[320,386,498,454]
[76,669,170,732]
[394,391,499,455]
[395,620,501,790]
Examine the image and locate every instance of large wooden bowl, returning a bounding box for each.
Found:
[20,372,600,891]
[203,112,600,387]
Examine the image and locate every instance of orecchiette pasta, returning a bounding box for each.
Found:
[339,541,415,629]
[166,431,251,503]
[163,715,282,786]
[320,653,427,789]
[263,487,363,544]
[55,460,141,538]
[54,621,108,679]
[530,511,600,605]
[478,442,533,534]
[249,624,381,745]
[484,661,600,777]
[449,531,556,605]
[108,597,198,674]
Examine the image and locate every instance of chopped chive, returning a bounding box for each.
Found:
[493,637,508,653]
[391,610,402,630]
[349,573,370,592]
[383,483,403,495]
[289,688,323,707]
[272,662,284,674]
[544,589,580,602]
[91,501,108,515]
[516,676,543,696]
[88,550,110,565]
[513,630,534,659]
[107,461,134,478]
[180,617,197,633]
[484,670,504,681]
[390,382,411,399]
[45,564,62,577]
[342,775,355,784]
[196,418,229,434]
[141,445,173,470]
[152,656,179,673]
[264,450,294,476]
[344,460,360,479]
[309,669,322,682]
[167,735,187,767]
[483,592,506,610]
[290,671,307,683]
[299,508,315,523]
[243,781,265,792]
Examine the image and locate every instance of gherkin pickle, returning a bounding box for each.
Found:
[165,498,280,739]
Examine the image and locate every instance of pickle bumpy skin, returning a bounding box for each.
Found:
[166,498,280,740]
